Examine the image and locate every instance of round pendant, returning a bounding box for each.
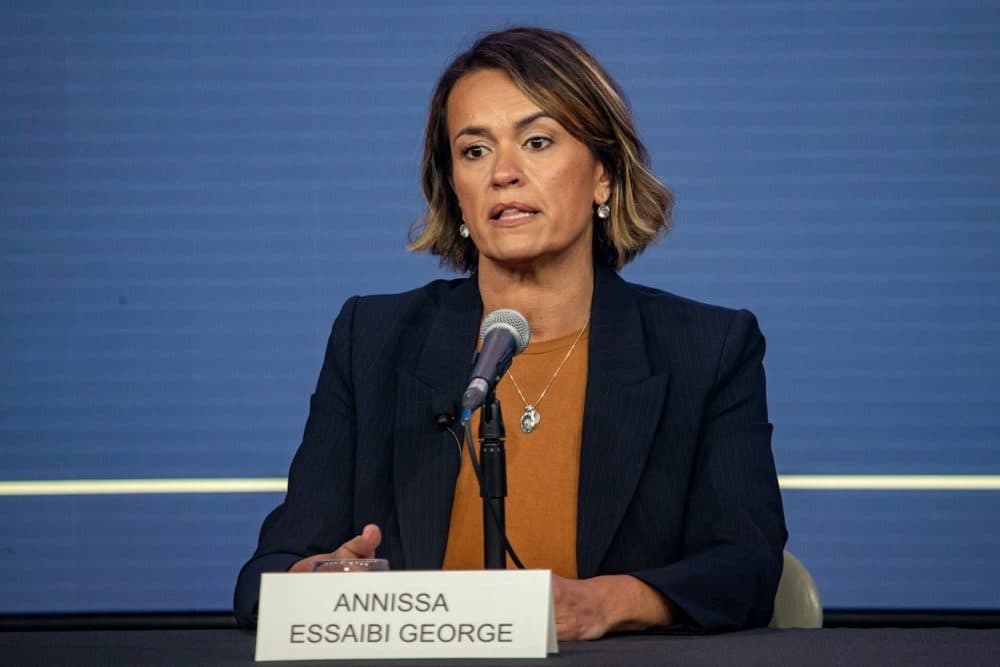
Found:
[520,405,540,433]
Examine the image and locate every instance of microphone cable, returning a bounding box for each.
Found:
[442,419,526,570]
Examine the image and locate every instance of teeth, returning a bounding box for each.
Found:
[498,209,533,220]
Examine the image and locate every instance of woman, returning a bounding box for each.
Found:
[235,27,786,639]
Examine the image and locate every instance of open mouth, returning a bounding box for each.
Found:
[489,202,539,222]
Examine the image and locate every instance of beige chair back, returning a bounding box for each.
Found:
[769,550,822,628]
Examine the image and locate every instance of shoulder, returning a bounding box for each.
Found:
[619,278,765,375]
[354,276,471,310]
[318,276,476,386]
[328,276,476,351]
[625,279,761,337]
[335,276,469,322]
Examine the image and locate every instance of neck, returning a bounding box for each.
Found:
[477,255,594,343]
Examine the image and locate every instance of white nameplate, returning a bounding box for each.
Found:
[255,569,557,661]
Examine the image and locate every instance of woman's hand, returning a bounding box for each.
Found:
[552,573,676,640]
[288,524,382,573]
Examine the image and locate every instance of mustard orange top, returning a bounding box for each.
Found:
[442,327,589,579]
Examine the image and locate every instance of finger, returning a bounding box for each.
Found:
[333,523,382,559]
[555,622,580,641]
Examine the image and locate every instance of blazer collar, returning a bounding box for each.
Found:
[393,276,481,569]
[578,266,670,577]
[413,275,483,392]
[588,265,654,384]
[407,265,658,399]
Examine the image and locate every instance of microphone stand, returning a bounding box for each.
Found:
[477,390,507,569]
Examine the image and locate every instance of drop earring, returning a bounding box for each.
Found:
[596,202,610,219]
[459,223,470,238]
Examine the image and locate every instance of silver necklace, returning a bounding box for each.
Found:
[507,321,589,434]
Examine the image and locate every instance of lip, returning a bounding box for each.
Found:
[489,201,539,223]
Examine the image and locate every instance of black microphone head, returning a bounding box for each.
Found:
[479,309,530,354]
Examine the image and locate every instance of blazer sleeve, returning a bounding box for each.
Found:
[233,296,361,627]
[630,309,787,632]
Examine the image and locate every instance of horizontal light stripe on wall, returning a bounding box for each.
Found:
[1,475,999,496]
[0,478,287,495]
[778,475,1000,490]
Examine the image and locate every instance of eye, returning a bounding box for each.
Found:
[461,144,488,160]
[525,136,552,151]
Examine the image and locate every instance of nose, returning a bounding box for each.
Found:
[490,144,523,189]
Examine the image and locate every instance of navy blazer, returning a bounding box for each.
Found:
[234,266,787,631]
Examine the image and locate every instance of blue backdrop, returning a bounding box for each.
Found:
[2,1,998,613]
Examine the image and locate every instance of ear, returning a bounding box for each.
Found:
[593,160,612,205]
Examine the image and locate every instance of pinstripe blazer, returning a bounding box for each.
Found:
[234,265,787,631]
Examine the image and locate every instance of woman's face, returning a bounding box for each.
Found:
[446,69,609,271]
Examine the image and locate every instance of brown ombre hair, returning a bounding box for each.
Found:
[409,26,673,272]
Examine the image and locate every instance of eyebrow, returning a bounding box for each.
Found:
[452,111,552,143]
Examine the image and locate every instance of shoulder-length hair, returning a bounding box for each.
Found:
[409,26,673,272]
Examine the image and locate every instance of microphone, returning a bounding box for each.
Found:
[460,309,530,418]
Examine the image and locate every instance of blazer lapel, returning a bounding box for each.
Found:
[393,278,482,569]
[577,268,670,578]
